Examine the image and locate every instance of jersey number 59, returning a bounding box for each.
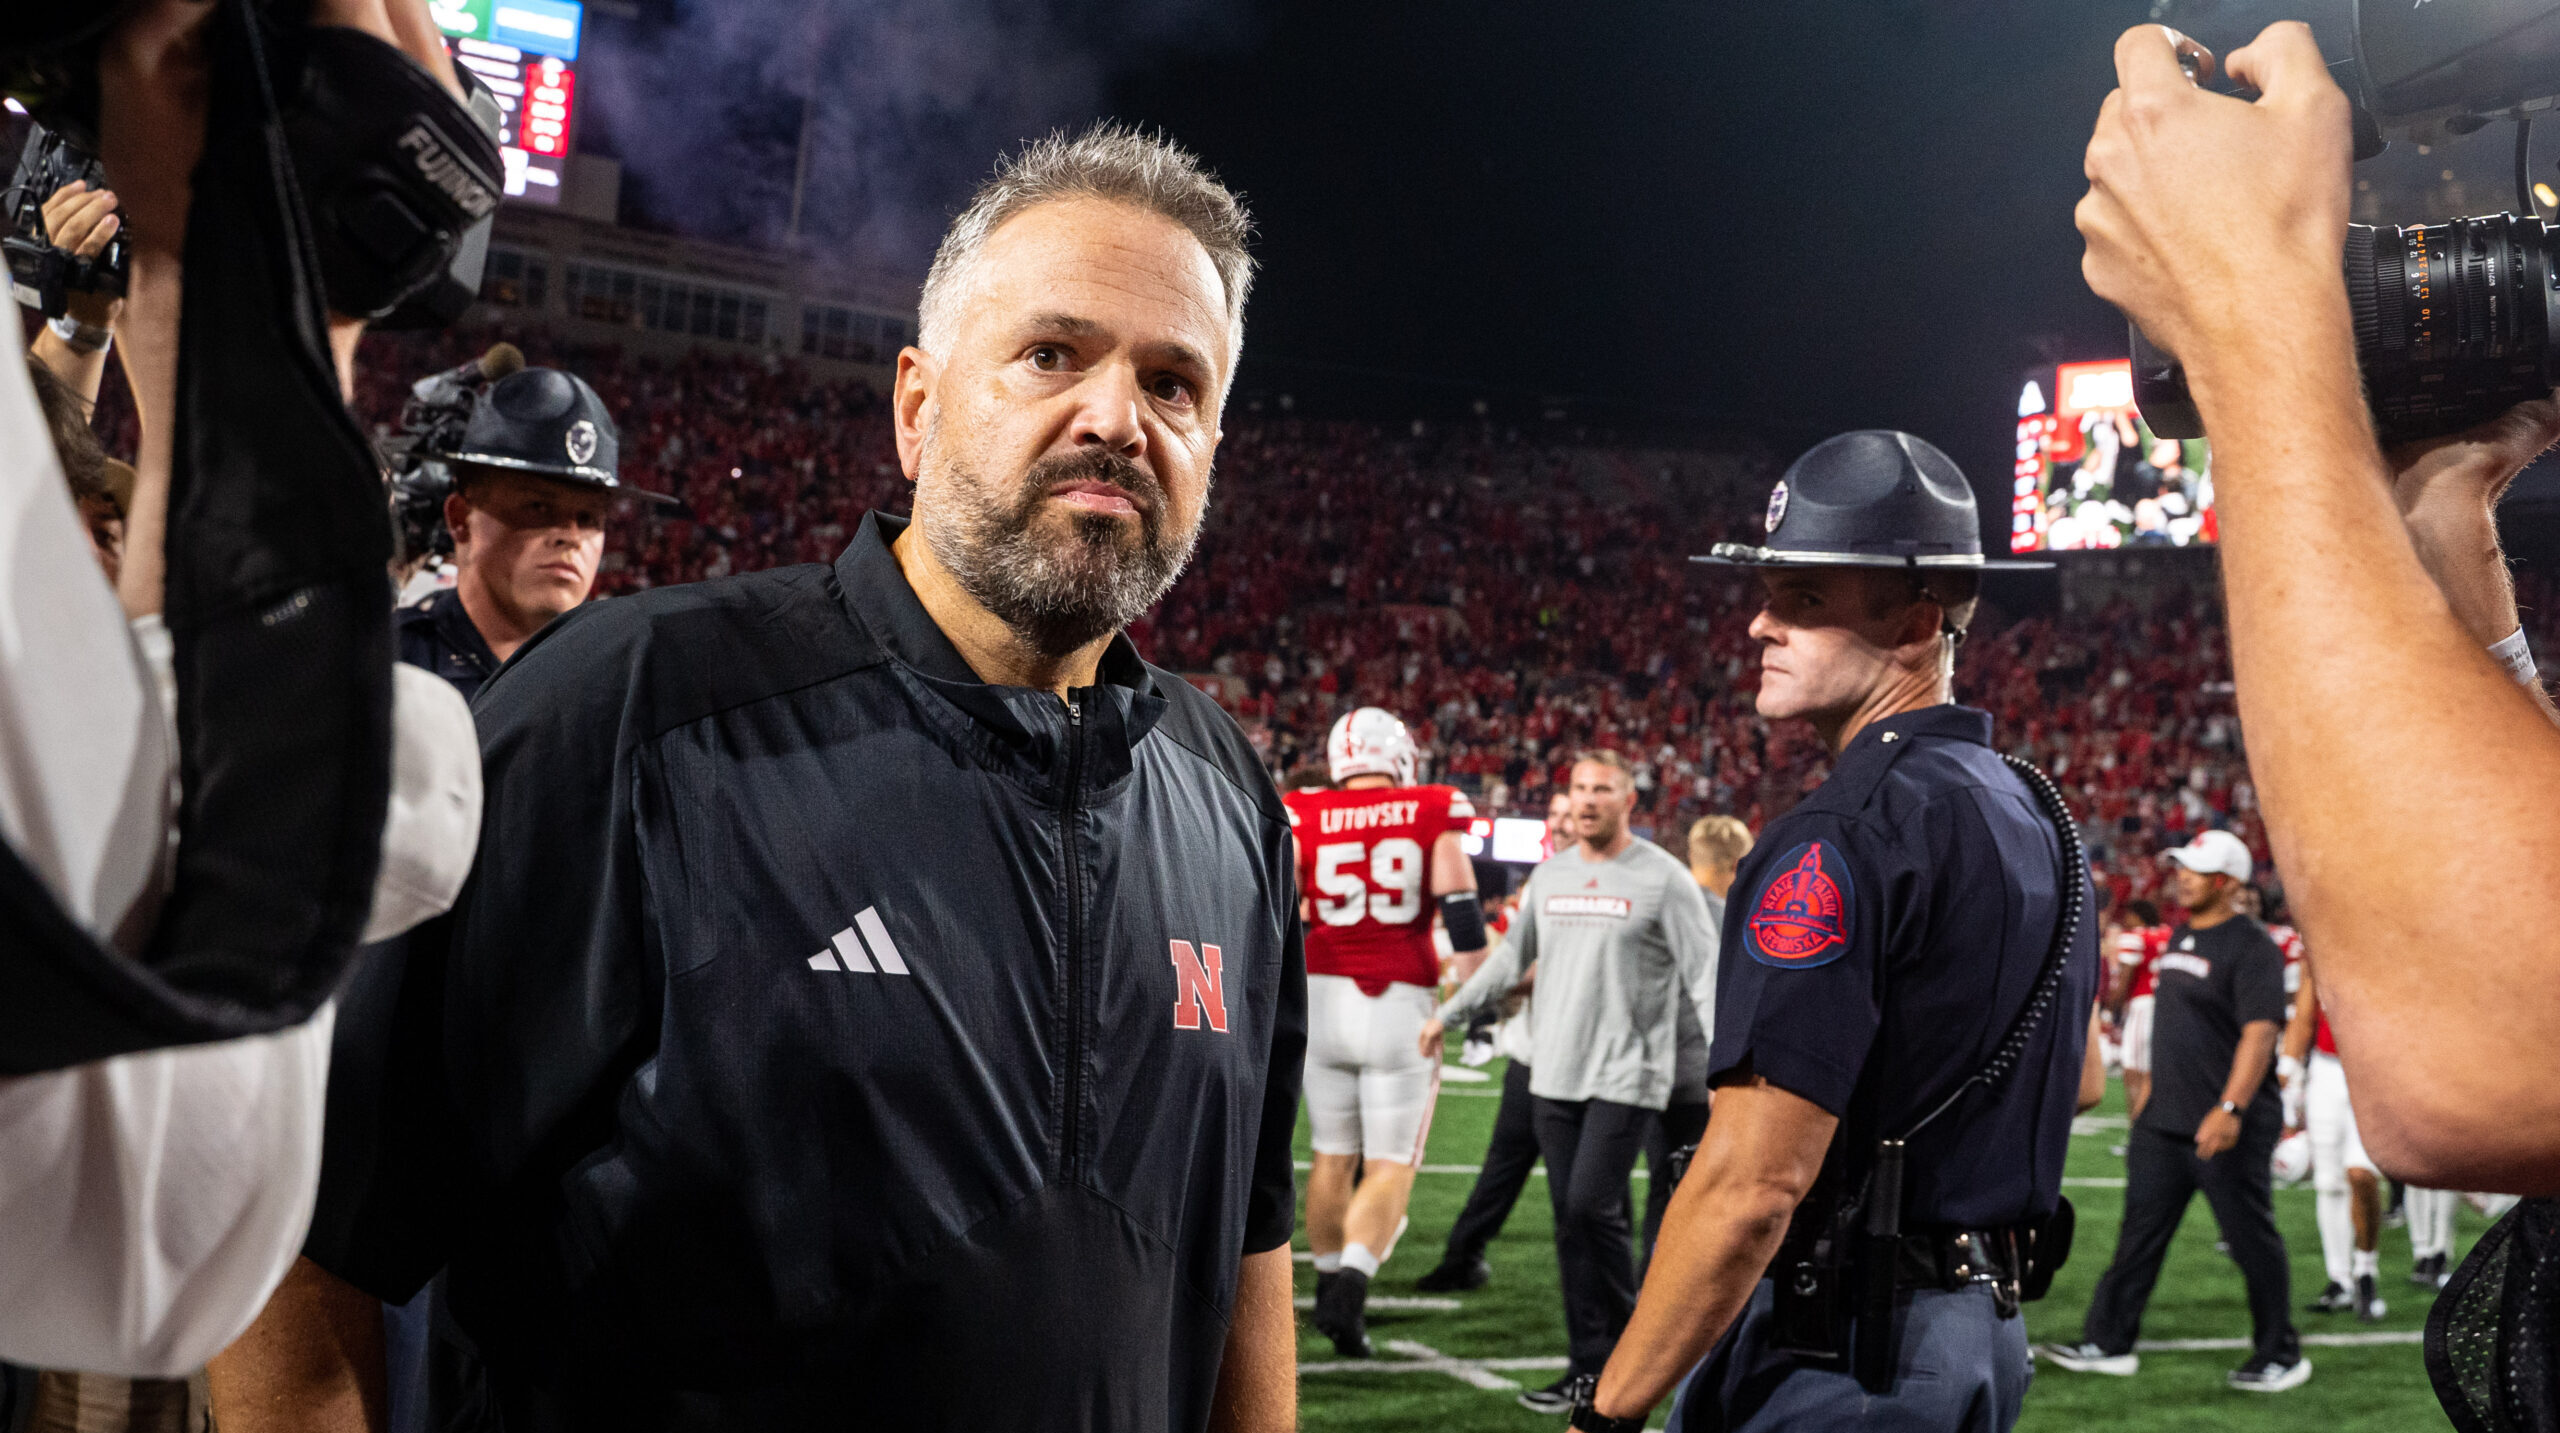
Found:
[1313,838,1424,926]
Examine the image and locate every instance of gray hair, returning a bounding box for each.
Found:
[917,122,1255,366]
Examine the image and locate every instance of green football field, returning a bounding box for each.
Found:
[1291,1060,2488,1430]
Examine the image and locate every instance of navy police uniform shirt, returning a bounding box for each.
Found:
[307,512,1308,1433]
[394,586,502,703]
[1710,704,2097,1231]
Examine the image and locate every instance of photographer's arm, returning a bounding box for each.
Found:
[2083,22,2560,1191]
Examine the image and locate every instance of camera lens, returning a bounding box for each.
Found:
[2131,213,2560,445]
[2353,215,2560,443]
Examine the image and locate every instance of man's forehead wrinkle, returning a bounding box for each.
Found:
[1019,312,1104,337]
[968,200,1230,355]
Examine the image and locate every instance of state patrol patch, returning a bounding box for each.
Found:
[1765,480,1789,535]
[565,418,600,468]
[1746,840,1853,969]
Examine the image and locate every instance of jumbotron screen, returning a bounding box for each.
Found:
[2010,358,2216,553]
[430,0,584,205]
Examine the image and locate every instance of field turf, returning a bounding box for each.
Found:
[1291,1060,2485,1429]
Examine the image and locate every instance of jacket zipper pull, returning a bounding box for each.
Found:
[1068,697,1082,727]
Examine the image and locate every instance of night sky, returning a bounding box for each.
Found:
[588,0,2544,517]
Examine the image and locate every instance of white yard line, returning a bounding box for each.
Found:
[1307,1331,2429,1386]
[1292,1295,1464,1311]
[2135,1331,2423,1351]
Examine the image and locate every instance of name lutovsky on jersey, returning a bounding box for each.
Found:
[1284,784,1474,996]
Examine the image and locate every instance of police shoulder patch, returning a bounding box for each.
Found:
[1745,839,1855,969]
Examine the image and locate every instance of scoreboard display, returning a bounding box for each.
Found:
[2009,358,2217,553]
[430,0,585,204]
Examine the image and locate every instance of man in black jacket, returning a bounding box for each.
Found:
[223,123,1304,1433]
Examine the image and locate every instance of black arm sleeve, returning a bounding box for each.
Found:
[305,601,661,1298]
[1440,890,1487,951]
[1243,895,1308,1254]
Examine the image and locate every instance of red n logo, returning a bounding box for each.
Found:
[1169,940,1229,1033]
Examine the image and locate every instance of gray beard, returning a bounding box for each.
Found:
[921,446,1205,660]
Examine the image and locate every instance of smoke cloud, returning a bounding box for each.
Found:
[582,1,1252,284]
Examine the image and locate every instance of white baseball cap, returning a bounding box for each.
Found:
[2164,828,2252,884]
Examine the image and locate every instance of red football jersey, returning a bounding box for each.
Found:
[2127,924,2170,1000]
[2269,923,2336,1054]
[1284,783,1476,996]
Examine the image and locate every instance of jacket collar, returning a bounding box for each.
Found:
[833,511,1154,697]
[1843,703,1994,757]
[832,511,1167,789]
[427,586,501,675]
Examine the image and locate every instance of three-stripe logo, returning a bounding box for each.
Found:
[809,907,911,975]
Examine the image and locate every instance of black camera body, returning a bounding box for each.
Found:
[2,122,125,319]
[380,343,524,566]
[2133,0,2560,443]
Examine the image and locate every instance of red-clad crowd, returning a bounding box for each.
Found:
[325,329,2560,908]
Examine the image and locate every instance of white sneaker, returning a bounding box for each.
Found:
[2037,1341,2139,1376]
[2228,1354,2313,1392]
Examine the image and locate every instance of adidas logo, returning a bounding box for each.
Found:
[809,907,912,975]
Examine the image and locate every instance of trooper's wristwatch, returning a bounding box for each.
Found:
[2218,1099,2243,1117]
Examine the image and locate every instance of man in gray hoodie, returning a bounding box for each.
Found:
[1422,750,1718,1411]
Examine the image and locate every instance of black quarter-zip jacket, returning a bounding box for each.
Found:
[308,512,1306,1432]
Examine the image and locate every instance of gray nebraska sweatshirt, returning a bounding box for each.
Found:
[1440,837,1719,1110]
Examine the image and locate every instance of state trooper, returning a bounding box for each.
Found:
[399,367,673,701]
[379,365,671,1433]
[1573,431,2099,1433]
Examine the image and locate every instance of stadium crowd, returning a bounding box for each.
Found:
[322,327,2560,909]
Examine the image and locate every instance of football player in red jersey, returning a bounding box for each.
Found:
[2110,900,2169,1120]
[1282,707,1490,1356]
[2276,910,2392,1321]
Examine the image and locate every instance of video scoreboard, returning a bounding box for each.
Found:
[2009,358,2217,553]
[430,0,584,205]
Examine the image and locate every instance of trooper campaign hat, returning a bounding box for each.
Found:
[1694,429,2050,570]
[446,367,678,505]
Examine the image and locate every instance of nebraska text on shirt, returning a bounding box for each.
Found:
[1545,893,1634,919]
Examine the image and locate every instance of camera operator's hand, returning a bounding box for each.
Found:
[42,181,123,329]
[28,180,127,407]
[2078,23,2354,394]
[2387,396,2560,641]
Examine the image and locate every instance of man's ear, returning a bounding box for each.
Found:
[1894,595,1946,659]
[443,488,473,550]
[893,347,938,483]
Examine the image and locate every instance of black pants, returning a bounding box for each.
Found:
[1640,1101,1712,1278]
[2083,1117,2298,1362]
[1440,1059,1540,1265]
[1534,1094,1657,1375]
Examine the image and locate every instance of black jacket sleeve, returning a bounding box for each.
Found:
[1244,903,1307,1254]
[305,599,663,1298]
